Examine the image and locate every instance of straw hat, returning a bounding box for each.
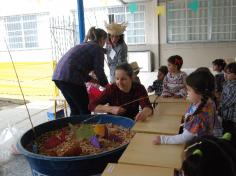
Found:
[105,22,127,36]
[130,62,142,73]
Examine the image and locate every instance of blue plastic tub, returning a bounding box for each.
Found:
[17,115,134,176]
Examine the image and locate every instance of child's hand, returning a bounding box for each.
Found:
[153,136,161,145]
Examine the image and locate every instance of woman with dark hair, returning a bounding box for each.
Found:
[153,70,221,145]
[181,135,236,176]
[105,22,128,83]
[52,27,108,116]
[89,63,153,121]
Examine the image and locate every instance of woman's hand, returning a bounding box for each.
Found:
[135,107,153,121]
[153,136,161,145]
[135,111,147,121]
[110,106,126,115]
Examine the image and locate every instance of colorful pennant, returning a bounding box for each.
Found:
[156,5,165,16]
[188,0,199,12]
[100,0,108,5]
[128,3,138,13]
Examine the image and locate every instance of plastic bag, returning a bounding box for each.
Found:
[86,82,103,102]
[0,123,23,165]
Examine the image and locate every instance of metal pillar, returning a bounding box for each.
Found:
[77,0,85,43]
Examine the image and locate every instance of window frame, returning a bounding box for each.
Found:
[166,0,236,43]
[3,13,39,50]
[107,4,146,45]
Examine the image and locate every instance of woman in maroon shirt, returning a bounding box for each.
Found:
[89,63,153,121]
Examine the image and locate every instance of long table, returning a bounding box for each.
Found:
[156,97,190,103]
[154,97,190,116]
[132,114,182,135]
[102,163,174,176]
[119,133,184,169]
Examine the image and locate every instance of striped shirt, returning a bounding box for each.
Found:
[161,71,187,97]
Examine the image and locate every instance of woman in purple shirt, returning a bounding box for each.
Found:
[52,27,108,116]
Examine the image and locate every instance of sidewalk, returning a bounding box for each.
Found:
[0,99,53,176]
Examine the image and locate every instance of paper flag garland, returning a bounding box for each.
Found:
[188,0,199,12]
[156,5,165,16]
[128,3,138,13]
[75,124,95,141]
[90,136,100,148]
[100,0,108,5]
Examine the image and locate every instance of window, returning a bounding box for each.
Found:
[4,14,39,49]
[167,0,236,42]
[108,4,146,44]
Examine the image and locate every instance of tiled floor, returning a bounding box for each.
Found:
[0,101,52,176]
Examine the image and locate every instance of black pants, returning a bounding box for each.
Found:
[54,81,91,116]
[223,120,236,135]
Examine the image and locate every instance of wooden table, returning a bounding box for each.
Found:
[155,99,190,116]
[102,163,174,176]
[119,133,184,169]
[156,97,190,103]
[132,114,182,135]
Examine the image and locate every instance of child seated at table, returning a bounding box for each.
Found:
[153,70,221,145]
[148,66,168,96]
[212,59,226,93]
[220,62,236,139]
[212,59,226,107]
[161,55,187,98]
[130,61,141,84]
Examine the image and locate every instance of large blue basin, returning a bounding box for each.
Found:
[17,115,134,176]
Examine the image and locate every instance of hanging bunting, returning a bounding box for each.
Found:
[188,0,199,13]
[100,0,108,5]
[128,3,138,13]
[156,5,165,16]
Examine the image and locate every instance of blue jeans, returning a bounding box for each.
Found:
[54,81,91,116]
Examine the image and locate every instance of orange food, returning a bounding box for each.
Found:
[93,124,106,137]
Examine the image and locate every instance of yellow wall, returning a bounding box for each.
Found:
[0,62,55,97]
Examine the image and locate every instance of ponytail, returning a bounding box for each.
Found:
[84,27,107,43]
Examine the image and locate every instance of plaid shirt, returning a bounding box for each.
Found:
[215,73,225,92]
[89,82,153,119]
[148,80,163,96]
[220,80,236,122]
[53,41,108,87]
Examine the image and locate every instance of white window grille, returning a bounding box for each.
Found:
[4,14,39,49]
[167,0,236,42]
[108,4,146,44]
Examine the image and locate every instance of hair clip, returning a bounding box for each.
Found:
[184,141,202,152]
[222,132,232,141]
[175,59,182,65]
[192,149,203,156]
